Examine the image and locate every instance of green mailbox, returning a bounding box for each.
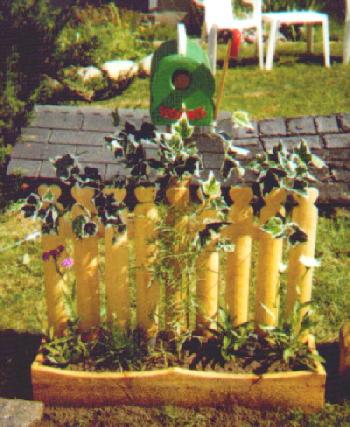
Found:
[150,34,215,126]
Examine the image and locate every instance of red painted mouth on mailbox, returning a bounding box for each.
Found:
[159,106,207,121]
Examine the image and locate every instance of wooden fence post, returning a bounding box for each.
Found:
[255,189,286,326]
[71,186,100,331]
[104,188,130,329]
[134,186,159,335]
[39,185,68,335]
[165,179,190,331]
[225,187,254,326]
[196,242,219,330]
[286,188,319,317]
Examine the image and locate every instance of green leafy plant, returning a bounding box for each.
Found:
[183,304,323,374]
[41,322,146,371]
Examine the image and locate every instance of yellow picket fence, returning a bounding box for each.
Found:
[39,183,319,336]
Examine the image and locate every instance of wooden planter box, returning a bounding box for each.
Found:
[31,359,326,413]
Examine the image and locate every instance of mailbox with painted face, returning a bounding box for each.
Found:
[150,36,215,126]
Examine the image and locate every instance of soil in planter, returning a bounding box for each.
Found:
[39,325,323,376]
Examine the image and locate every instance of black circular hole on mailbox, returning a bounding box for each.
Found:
[172,70,191,90]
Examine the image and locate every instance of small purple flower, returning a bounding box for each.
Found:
[49,249,58,259]
[61,257,74,268]
[57,245,65,254]
[42,251,50,261]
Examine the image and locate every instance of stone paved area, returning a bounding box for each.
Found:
[6,105,350,206]
[0,398,43,427]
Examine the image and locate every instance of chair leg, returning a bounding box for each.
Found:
[322,17,331,67]
[257,24,264,69]
[266,20,279,71]
[343,20,350,64]
[307,26,314,54]
[208,25,218,75]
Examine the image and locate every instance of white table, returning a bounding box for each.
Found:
[263,11,330,70]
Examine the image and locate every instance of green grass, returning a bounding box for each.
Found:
[67,38,350,120]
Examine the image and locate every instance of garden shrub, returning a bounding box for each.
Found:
[0,0,70,149]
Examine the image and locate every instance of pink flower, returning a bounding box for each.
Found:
[61,257,74,268]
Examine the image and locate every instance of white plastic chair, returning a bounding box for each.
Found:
[203,0,264,73]
[262,10,330,70]
[344,0,350,64]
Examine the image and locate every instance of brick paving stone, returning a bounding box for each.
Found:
[216,118,233,137]
[7,159,42,177]
[105,162,129,181]
[20,127,51,143]
[40,161,57,178]
[0,398,43,427]
[34,105,81,114]
[331,169,350,182]
[317,182,350,205]
[11,142,46,160]
[195,134,225,153]
[324,133,350,149]
[75,146,119,164]
[259,118,287,136]
[116,108,151,128]
[328,160,350,170]
[324,148,350,161]
[49,130,107,146]
[338,113,350,132]
[287,117,316,135]
[232,121,259,139]
[82,111,117,133]
[315,115,339,134]
[31,111,84,130]
[262,135,323,151]
[201,152,225,170]
[232,138,260,148]
[42,143,77,160]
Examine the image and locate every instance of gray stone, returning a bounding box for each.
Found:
[232,138,260,148]
[34,105,81,114]
[7,159,42,177]
[216,118,233,137]
[31,111,84,130]
[262,135,323,151]
[116,108,151,128]
[259,118,287,136]
[11,142,46,160]
[317,182,350,205]
[42,143,77,161]
[324,148,350,161]
[315,115,339,134]
[331,169,350,182]
[201,153,225,170]
[75,146,118,164]
[324,134,350,149]
[82,111,117,133]
[232,121,259,139]
[195,134,225,153]
[287,117,316,135]
[40,161,57,178]
[338,113,350,132]
[49,130,107,147]
[20,127,51,144]
[105,162,129,181]
[328,160,350,170]
[0,398,43,427]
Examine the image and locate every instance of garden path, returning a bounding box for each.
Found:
[6,105,350,206]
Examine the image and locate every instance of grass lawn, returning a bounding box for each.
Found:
[69,39,350,120]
